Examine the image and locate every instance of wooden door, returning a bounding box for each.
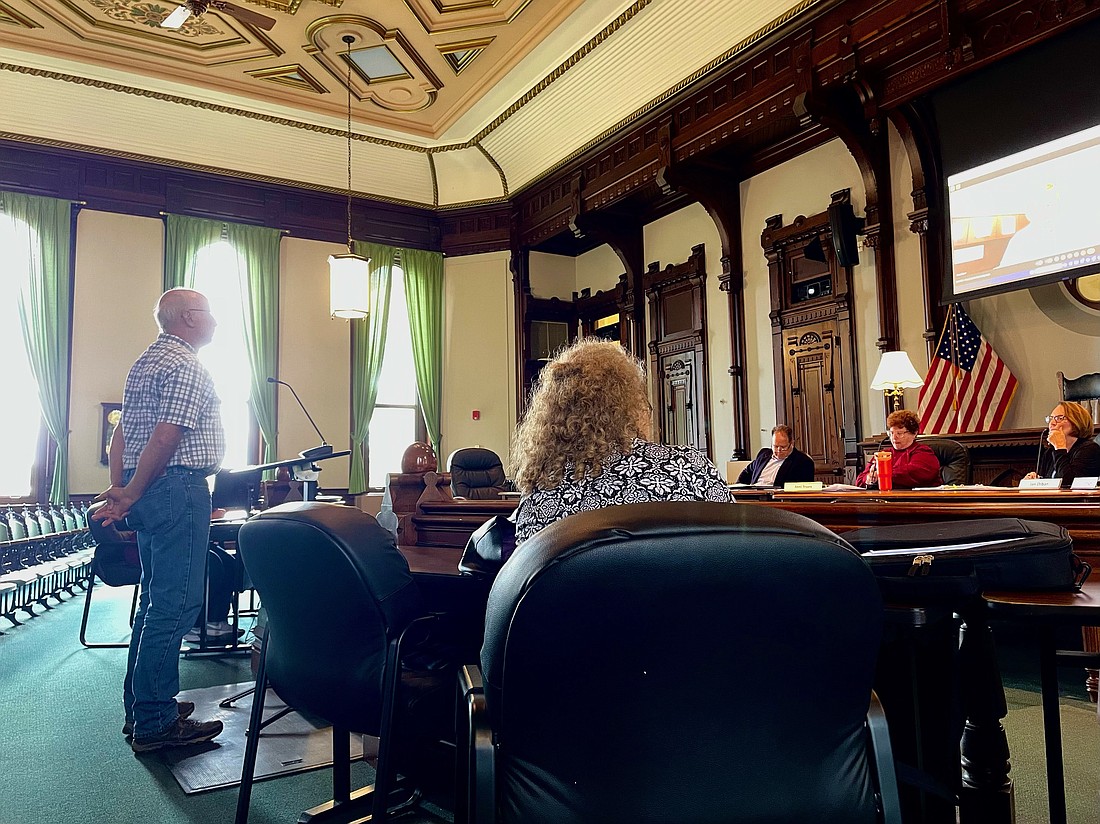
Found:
[783,324,845,474]
[660,350,701,449]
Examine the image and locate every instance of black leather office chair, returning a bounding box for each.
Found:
[79,500,140,649]
[458,502,901,824]
[448,448,508,500]
[1059,370,1100,420]
[235,502,455,824]
[919,437,971,485]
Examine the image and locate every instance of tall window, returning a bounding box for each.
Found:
[192,240,255,470]
[0,214,44,498]
[368,264,424,489]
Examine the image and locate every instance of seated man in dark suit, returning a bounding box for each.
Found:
[737,424,816,486]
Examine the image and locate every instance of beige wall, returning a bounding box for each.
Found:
[443,251,516,471]
[529,251,577,299]
[278,237,351,489]
[576,245,624,294]
[70,211,165,494]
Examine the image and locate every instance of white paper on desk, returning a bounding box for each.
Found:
[862,537,1021,557]
[912,484,996,491]
[820,483,865,492]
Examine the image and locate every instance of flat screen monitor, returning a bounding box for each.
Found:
[946,122,1100,301]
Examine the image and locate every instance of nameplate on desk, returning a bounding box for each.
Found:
[783,481,824,492]
[1070,476,1099,490]
[1019,478,1062,490]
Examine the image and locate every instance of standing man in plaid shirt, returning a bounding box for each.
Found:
[95,288,226,752]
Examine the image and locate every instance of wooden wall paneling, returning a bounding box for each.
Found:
[569,209,646,361]
[0,141,82,200]
[0,139,440,249]
[762,196,862,477]
[644,245,711,457]
[889,100,948,361]
[439,202,512,257]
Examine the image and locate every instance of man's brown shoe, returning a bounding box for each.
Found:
[123,700,195,740]
[131,716,223,753]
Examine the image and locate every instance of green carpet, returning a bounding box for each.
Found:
[0,585,450,824]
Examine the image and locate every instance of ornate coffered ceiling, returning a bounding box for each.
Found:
[0,0,818,206]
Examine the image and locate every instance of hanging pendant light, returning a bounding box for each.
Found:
[329,34,371,320]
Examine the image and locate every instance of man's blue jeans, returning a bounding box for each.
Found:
[123,467,211,737]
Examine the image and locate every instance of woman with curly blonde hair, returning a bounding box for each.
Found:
[512,338,730,545]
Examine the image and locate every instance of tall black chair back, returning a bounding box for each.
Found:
[79,501,140,648]
[448,448,508,500]
[472,502,898,824]
[919,437,971,485]
[235,502,432,824]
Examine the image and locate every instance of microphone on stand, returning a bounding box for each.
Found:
[267,377,334,460]
[1035,426,1049,476]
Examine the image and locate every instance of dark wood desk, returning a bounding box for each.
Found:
[984,581,1100,824]
[758,491,1100,569]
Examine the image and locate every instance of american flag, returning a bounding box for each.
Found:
[918,303,1018,434]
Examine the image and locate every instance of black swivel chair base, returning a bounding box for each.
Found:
[297,783,421,824]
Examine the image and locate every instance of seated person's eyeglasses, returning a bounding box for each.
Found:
[1045,414,1067,424]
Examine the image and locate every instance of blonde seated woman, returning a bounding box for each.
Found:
[1022,400,1100,488]
[512,338,732,547]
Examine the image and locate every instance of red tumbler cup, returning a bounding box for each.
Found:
[875,451,893,491]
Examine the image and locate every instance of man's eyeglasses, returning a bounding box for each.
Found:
[1045,414,1067,424]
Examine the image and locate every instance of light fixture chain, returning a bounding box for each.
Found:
[344,34,354,252]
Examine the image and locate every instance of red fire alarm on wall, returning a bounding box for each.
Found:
[472,410,480,420]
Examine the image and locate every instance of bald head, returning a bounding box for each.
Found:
[155,288,216,348]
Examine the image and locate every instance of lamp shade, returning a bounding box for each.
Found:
[870,351,925,390]
[328,252,371,319]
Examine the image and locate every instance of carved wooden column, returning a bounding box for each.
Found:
[890,102,949,363]
[656,129,749,459]
[570,210,646,361]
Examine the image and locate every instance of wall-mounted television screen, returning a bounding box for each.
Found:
[946,122,1100,300]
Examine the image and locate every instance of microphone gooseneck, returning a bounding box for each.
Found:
[1035,427,1048,476]
[268,376,329,446]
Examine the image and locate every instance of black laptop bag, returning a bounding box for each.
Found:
[845,518,1090,601]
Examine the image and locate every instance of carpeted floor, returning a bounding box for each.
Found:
[2,582,1098,823]
[0,584,450,824]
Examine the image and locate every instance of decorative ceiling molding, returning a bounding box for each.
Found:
[403,0,534,34]
[305,15,442,112]
[246,62,328,93]
[438,36,492,74]
[0,1,44,28]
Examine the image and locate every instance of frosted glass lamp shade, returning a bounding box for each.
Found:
[870,351,924,391]
[328,253,371,319]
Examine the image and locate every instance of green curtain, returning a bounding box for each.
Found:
[348,241,395,494]
[401,247,445,459]
[225,222,282,466]
[4,192,74,504]
[164,214,221,290]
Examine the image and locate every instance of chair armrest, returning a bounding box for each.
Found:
[867,690,902,824]
[457,665,495,824]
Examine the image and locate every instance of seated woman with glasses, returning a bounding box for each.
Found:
[512,338,731,547]
[1022,401,1100,487]
[736,424,816,486]
[855,409,941,489]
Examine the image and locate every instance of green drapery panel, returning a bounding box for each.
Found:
[164,214,221,291]
[348,241,395,494]
[400,247,444,460]
[225,222,282,466]
[4,192,74,504]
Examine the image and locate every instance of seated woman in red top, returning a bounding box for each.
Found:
[856,409,941,489]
